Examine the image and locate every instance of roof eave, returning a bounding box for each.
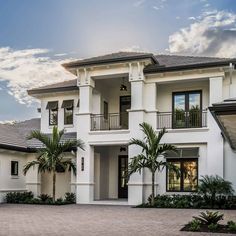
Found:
[144,60,236,74]
[27,86,79,96]
[62,54,158,69]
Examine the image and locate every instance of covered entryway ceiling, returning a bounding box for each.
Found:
[209,99,236,150]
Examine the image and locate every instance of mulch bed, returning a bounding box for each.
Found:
[181,224,236,234]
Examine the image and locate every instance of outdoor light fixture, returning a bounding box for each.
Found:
[120,146,126,152]
[81,157,84,171]
[120,77,127,91]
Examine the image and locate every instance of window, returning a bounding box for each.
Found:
[172,91,202,128]
[62,100,74,125]
[49,109,58,126]
[166,148,199,192]
[11,161,18,176]
[104,101,108,120]
[46,101,58,126]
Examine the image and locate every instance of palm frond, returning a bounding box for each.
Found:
[129,138,148,152]
[23,160,40,175]
[140,122,156,147]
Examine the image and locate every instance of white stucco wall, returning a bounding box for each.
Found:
[41,171,71,199]
[40,91,79,133]
[0,150,27,202]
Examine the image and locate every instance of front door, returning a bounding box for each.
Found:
[118,155,128,198]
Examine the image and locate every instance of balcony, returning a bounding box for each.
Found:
[157,110,207,129]
[91,112,129,131]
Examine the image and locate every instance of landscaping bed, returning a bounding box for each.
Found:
[181,224,236,234]
[180,211,236,234]
[137,194,236,209]
[5,191,76,205]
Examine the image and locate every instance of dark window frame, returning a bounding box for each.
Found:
[172,90,202,129]
[49,108,58,126]
[11,161,19,176]
[104,101,108,120]
[64,107,73,125]
[166,158,198,192]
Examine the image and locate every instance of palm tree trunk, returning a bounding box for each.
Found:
[53,171,56,202]
[151,171,155,206]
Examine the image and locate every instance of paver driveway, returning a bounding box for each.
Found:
[0,204,236,236]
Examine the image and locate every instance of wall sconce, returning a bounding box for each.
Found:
[81,157,84,171]
[120,146,126,152]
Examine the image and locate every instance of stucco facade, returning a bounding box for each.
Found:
[1,52,236,205]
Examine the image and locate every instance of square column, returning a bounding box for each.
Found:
[76,145,94,203]
[128,79,145,205]
[207,76,224,177]
[76,74,95,203]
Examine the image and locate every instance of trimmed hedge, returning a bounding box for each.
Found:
[137,194,236,209]
[5,191,76,205]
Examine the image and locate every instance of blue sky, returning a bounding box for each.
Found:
[0,0,236,122]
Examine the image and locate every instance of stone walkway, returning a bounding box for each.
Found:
[0,204,236,236]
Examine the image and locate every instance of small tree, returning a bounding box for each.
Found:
[23,126,84,202]
[198,175,234,208]
[128,122,178,206]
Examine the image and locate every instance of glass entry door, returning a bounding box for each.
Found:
[172,91,202,128]
[118,155,128,198]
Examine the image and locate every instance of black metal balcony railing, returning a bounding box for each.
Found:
[91,112,129,131]
[157,110,207,129]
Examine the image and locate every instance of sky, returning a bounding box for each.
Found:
[1,0,236,122]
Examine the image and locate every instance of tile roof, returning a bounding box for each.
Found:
[0,118,76,152]
[28,53,236,94]
[28,79,78,95]
[154,54,231,67]
[62,51,158,68]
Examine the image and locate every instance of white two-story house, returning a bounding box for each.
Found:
[1,51,236,205]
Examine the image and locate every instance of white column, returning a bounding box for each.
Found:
[25,154,41,196]
[209,76,223,105]
[76,71,95,203]
[144,83,157,129]
[128,77,145,205]
[76,145,94,203]
[207,76,224,177]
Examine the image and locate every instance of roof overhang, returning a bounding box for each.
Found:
[144,60,236,74]
[209,99,236,150]
[62,53,158,69]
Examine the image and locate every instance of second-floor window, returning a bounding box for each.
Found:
[62,100,74,125]
[173,90,202,128]
[46,101,58,126]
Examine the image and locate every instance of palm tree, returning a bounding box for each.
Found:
[128,122,178,206]
[23,126,84,202]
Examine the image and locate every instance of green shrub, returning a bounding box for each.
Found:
[188,219,201,231]
[193,211,224,225]
[198,175,234,208]
[65,192,76,203]
[208,223,219,231]
[38,194,53,203]
[6,191,34,203]
[227,221,236,232]
[55,198,64,205]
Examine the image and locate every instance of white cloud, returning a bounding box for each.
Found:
[133,0,146,7]
[153,6,160,11]
[120,45,146,52]
[188,16,196,20]
[169,10,236,58]
[0,47,74,105]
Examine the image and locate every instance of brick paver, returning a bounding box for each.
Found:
[0,204,236,236]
